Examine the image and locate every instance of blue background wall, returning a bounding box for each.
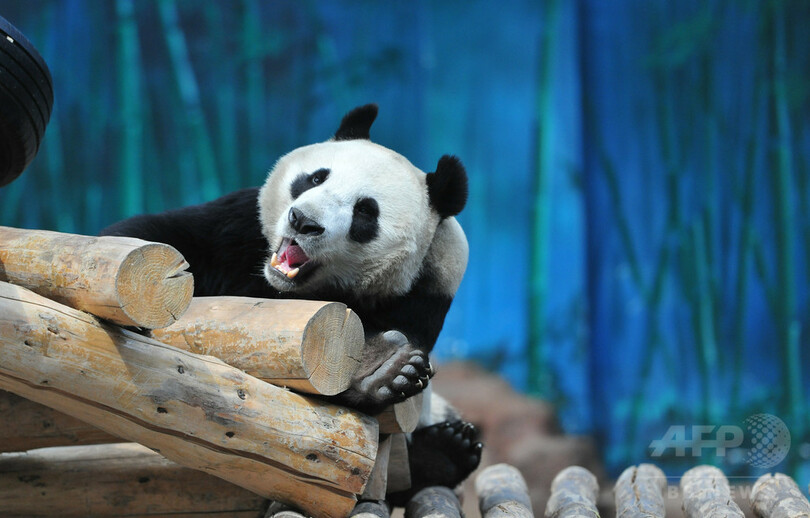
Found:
[3,0,810,484]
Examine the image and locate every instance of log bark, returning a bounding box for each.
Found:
[376,392,424,434]
[151,296,364,395]
[545,465,598,518]
[476,463,534,518]
[405,486,463,518]
[0,442,269,517]
[750,473,810,518]
[0,390,116,452]
[349,500,391,518]
[0,281,377,518]
[680,465,744,518]
[614,464,666,518]
[0,226,192,329]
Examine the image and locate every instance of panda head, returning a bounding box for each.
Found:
[258,104,468,297]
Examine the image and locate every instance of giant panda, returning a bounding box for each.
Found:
[101,104,481,503]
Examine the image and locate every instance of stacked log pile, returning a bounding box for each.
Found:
[0,227,383,518]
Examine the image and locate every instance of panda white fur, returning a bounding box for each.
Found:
[101,104,481,503]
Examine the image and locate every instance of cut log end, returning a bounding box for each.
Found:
[302,304,364,395]
[116,242,193,329]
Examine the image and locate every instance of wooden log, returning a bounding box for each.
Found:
[750,473,810,518]
[265,502,308,518]
[0,281,377,518]
[0,442,269,517]
[361,435,392,502]
[387,433,412,494]
[151,296,364,395]
[614,464,666,518]
[405,486,463,518]
[476,463,534,518]
[0,390,116,452]
[349,500,391,518]
[376,392,424,434]
[680,465,744,518]
[0,226,193,329]
[545,465,599,518]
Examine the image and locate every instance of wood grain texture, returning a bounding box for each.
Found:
[404,486,463,518]
[614,464,666,518]
[545,465,598,518]
[151,296,364,395]
[376,392,423,434]
[0,390,116,452]
[750,473,810,518]
[0,226,192,329]
[0,443,269,517]
[476,463,534,518]
[0,281,378,518]
[680,465,744,518]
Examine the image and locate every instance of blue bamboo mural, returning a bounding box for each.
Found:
[2,0,810,485]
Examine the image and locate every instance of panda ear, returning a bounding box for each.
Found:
[334,104,378,141]
[426,155,468,219]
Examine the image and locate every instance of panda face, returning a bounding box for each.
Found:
[258,139,440,297]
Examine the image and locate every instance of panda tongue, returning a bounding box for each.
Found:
[284,244,309,268]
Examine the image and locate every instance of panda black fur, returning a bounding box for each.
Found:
[101,104,481,502]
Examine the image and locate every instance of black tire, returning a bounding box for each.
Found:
[0,14,53,188]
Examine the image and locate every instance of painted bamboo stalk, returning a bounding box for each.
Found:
[157,0,220,201]
[115,0,145,218]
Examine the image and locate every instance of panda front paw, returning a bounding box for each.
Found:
[343,331,433,413]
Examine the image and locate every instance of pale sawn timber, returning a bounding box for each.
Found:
[0,443,269,517]
[614,464,666,518]
[680,465,744,518]
[751,473,810,518]
[150,296,364,396]
[476,463,534,518]
[375,392,424,434]
[0,281,377,518]
[0,226,192,329]
[545,465,599,518]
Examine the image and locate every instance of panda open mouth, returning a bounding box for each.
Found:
[270,238,316,281]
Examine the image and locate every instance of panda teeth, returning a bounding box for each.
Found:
[270,252,280,268]
[286,267,300,279]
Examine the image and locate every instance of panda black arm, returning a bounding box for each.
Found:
[100,188,276,298]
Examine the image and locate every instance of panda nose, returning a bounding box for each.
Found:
[289,208,324,236]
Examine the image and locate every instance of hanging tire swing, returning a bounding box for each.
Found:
[0,14,53,188]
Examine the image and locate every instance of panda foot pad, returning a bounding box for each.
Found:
[386,420,482,506]
[415,421,482,486]
[351,331,433,411]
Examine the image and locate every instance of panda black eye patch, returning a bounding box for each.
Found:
[349,197,380,243]
[290,168,330,199]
